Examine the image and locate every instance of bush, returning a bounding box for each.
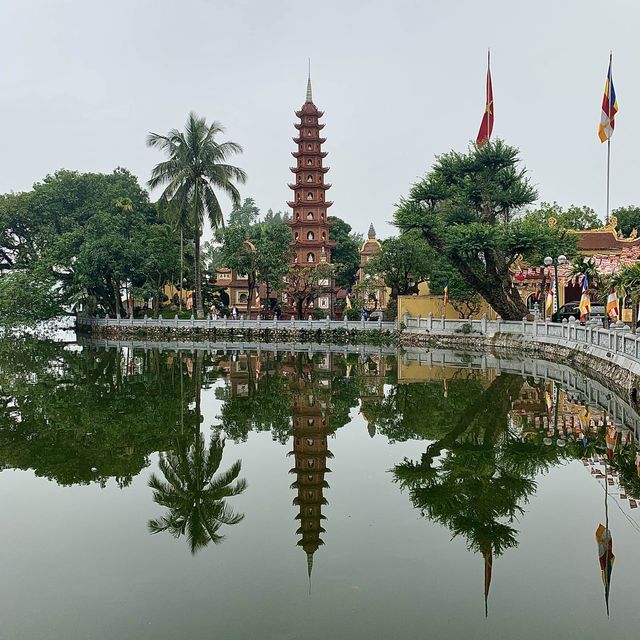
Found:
[345,308,360,321]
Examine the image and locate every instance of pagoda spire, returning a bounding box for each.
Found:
[306,59,313,103]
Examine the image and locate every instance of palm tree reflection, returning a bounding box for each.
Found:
[148,433,246,553]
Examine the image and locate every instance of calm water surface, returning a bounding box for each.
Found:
[1,338,639,640]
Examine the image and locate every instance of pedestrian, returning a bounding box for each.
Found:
[231,306,238,320]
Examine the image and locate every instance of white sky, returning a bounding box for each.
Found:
[2,0,639,239]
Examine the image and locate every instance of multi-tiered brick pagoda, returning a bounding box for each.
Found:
[287,74,335,316]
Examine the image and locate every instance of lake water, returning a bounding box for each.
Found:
[1,338,639,640]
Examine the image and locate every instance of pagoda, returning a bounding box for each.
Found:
[286,73,335,315]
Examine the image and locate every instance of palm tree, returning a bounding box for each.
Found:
[148,432,247,553]
[610,262,640,331]
[147,112,246,318]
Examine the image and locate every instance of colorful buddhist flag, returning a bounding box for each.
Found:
[605,425,618,462]
[598,57,618,143]
[476,51,494,146]
[545,279,554,316]
[595,524,615,615]
[345,294,352,310]
[443,280,449,306]
[606,287,619,320]
[579,275,591,321]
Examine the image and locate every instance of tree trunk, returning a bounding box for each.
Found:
[113,278,121,318]
[193,179,205,319]
[179,228,184,312]
[296,298,304,319]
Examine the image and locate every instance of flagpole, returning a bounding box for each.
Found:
[606,51,612,224]
[486,48,491,142]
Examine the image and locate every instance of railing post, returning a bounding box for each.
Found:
[428,313,433,332]
[402,311,409,327]
[174,314,178,328]
[481,314,487,335]
[190,314,195,327]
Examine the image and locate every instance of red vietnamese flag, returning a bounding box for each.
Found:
[476,51,494,146]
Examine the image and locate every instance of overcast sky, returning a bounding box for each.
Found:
[2,0,639,239]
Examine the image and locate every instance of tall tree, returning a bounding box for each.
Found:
[328,216,361,289]
[147,112,246,318]
[286,263,334,319]
[395,141,573,319]
[365,233,432,299]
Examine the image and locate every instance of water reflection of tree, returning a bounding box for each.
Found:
[148,350,246,552]
[148,433,246,553]
[393,374,567,613]
[0,338,193,486]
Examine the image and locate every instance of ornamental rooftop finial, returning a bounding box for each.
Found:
[368,223,376,239]
[306,59,313,103]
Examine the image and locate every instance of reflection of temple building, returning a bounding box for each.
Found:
[358,355,393,437]
[286,355,335,581]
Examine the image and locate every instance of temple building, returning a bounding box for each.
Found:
[357,223,388,311]
[512,216,640,317]
[285,75,336,317]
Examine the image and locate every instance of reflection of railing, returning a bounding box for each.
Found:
[76,315,397,331]
[78,337,397,357]
[403,314,640,374]
[402,348,640,439]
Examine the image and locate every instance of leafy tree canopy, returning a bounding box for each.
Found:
[394,140,575,319]
[328,216,361,289]
[611,206,640,238]
[522,201,601,230]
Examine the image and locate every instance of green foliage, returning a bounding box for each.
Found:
[394,140,574,319]
[0,168,177,322]
[328,216,361,288]
[611,206,640,237]
[147,112,246,317]
[226,197,260,229]
[0,270,63,327]
[365,232,432,299]
[523,202,601,230]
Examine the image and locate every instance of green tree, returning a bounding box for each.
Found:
[328,216,361,288]
[395,141,573,319]
[365,233,432,300]
[611,206,640,238]
[254,218,292,303]
[523,202,601,230]
[218,225,259,311]
[226,197,260,229]
[286,263,334,319]
[148,433,246,554]
[0,168,163,320]
[147,112,247,318]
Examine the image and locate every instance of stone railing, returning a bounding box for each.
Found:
[402,313,640,375]
[76,315,397,332]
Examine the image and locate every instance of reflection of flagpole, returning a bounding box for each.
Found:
[483,546,493,618]
[606,52,612,224]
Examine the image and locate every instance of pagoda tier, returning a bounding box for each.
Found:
[288,183,332,190]
[295,122,325,130]
[290,165,330,173]
[287,201,333,209]
[296,109,324,118]
[291,150,328,159]
[293,136,327,145]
